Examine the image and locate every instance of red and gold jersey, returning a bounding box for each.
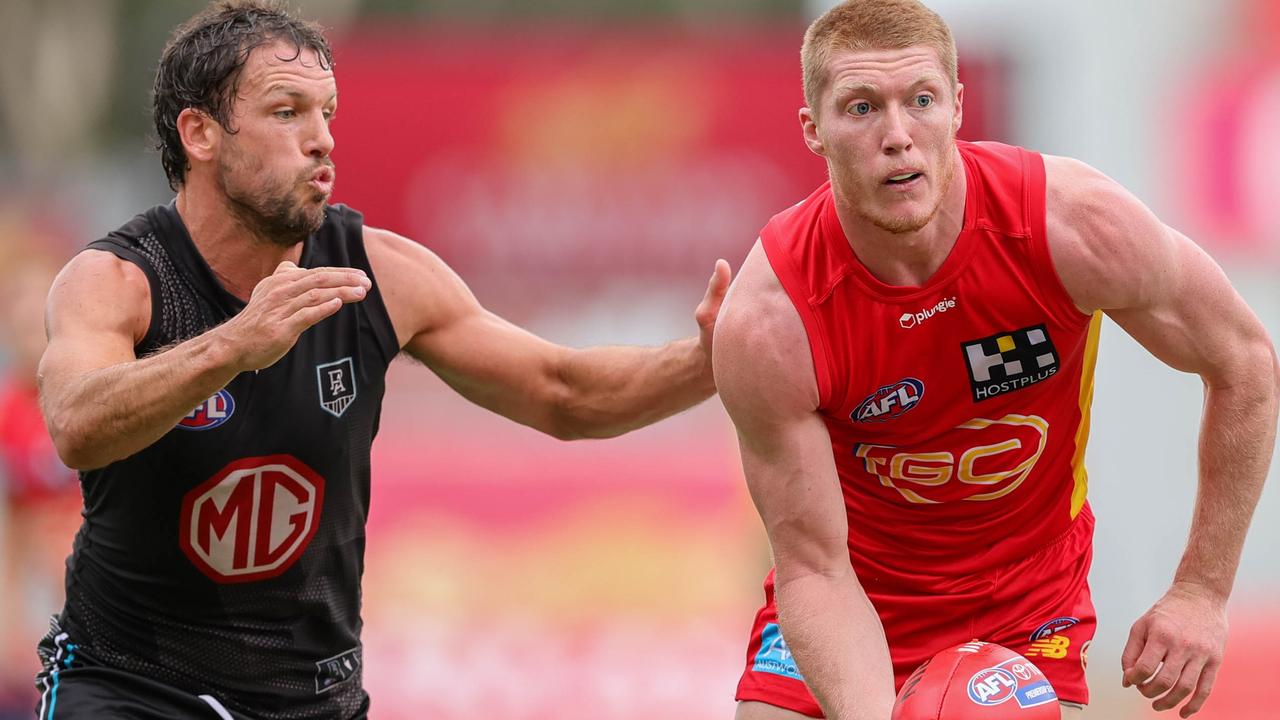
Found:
[760,141,1101,580]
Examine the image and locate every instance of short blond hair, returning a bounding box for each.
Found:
[802,0,957,110]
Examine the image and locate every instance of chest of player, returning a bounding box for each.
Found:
[812,238,1096,506]
[166,308,382,453]
[820,235,1091,435]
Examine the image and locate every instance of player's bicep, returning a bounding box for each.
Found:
[409,306,568,426]
[714,246,848,575]
[369,227,567,426]
[1045,156,1273,381]
[38,251,149,400]
[1107,228,1273,383]
[734,406,850,575]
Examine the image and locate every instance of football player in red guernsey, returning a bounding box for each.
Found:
[714,1,1279,719]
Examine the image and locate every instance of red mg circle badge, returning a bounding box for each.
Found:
[179,454,325,583]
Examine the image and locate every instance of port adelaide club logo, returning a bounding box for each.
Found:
[316,357,357,418]
[961,324,1060,402]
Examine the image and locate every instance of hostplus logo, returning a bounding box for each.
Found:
[899,297,957,329]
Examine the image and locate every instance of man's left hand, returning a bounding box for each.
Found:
[1121,581,1228,717]
[695,258,733,372]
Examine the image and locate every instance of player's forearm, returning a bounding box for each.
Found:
[774,565,896,720]
[41,332,242,470]
[1175,353,1280,599]
[552,337,715,439]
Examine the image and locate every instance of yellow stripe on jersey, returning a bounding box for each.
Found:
[1070,312,1104,519]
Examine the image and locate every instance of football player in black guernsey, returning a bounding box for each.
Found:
[33,2,729,718]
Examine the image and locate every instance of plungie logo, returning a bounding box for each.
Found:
[852,378,924,423]
[178,389,235,430]
[899,297,957,329]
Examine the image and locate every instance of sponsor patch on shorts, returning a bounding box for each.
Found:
[1030,616,1080,642]
[315,646,361,694]
[752,623,804,681]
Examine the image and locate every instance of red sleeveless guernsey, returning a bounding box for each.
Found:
[760,140,1101,580]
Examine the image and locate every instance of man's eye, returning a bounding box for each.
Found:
[849,102,872,116]
[274,109,296,120]
[914,95,933,108]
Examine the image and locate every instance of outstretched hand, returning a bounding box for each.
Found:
[1121,582,1228,718]
[695,258,733,372]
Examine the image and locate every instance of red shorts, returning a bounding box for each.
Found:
[736,508,1096,717]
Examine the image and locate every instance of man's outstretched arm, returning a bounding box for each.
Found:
[714,242,895,720]
[1045,155,1280,718]
[365,226,730,440]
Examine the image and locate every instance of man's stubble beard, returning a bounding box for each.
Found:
[218,150,327,248]
[851,145,957,236]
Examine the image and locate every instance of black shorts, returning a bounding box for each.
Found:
[36,629,251,720]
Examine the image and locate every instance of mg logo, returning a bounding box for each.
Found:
[179,455,325,583]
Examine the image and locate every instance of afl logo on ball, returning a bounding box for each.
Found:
[179,454,325,583]
[968,667,1018,705]
[177,389,235,430]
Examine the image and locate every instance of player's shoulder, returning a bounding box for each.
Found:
[762,181,833,237]
[713,241,818,411]
[718,241,793,332]
[361,223,480,343]
[362,224,451,276]
[1041,155,1171,313]
[57,246,150,295]
[47,247,151,342]
[1042,154,1153,230]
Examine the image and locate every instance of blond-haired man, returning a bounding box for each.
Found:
[715,1,1278,719]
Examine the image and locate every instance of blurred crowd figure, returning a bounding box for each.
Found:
[0,206,78,718]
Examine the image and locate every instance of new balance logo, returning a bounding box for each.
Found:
[1025,635,1071,660]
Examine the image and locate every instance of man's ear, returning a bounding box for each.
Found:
[176,108,219,166]
[800,106,825,157]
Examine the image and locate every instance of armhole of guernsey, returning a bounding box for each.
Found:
[1022,149,1091,329]
[336,208,400,366]
[758,228,837,410]
[84,239,161,354]
[1021,150,1102,520]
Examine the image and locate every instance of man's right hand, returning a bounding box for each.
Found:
[216,261,370,372]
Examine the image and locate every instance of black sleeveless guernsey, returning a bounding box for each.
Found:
[51,202,399,719]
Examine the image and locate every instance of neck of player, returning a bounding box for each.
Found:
[176,183,304,302]
[834,145,967,288]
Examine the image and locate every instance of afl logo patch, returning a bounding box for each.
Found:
[178,389,235,430]
[852,378,924,423]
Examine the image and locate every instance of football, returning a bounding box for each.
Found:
[891,641,1061,719]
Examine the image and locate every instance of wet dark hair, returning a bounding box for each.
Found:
[153,0,333,190]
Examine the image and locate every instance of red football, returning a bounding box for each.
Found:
[892,641,1061,719]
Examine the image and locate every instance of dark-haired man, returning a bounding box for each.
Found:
[34,2,729,718]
